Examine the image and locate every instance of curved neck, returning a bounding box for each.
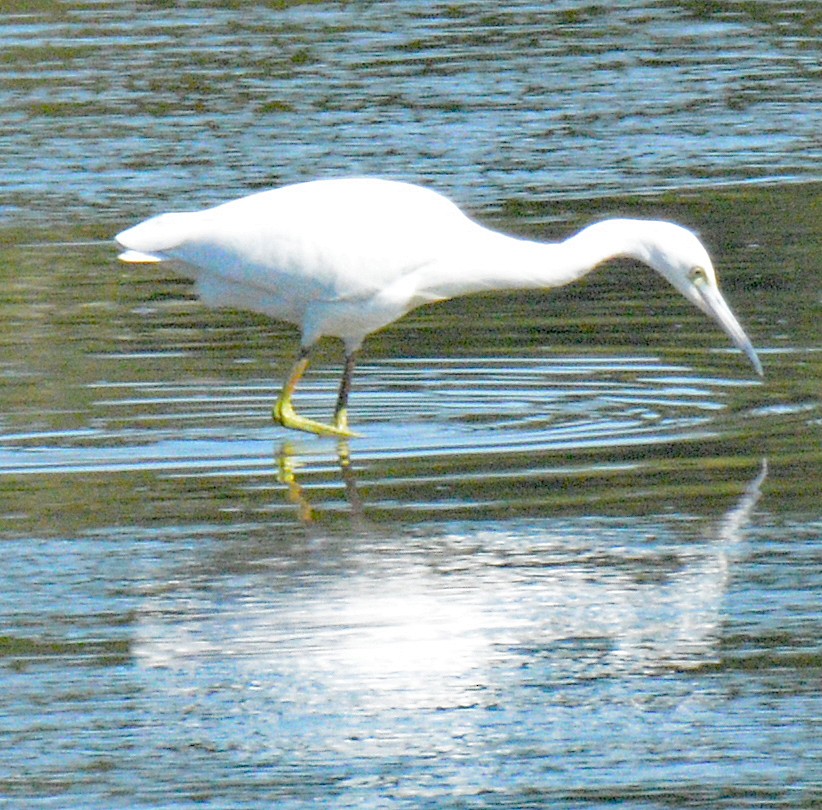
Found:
[416,219,652,301]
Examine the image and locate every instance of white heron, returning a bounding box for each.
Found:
[116,177,763,437]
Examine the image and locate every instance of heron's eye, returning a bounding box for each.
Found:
[690,266,708,285]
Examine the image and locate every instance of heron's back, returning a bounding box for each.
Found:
[116,178,481,331]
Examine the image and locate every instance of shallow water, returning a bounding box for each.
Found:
[2,0,821,228]
[1,2,821,808]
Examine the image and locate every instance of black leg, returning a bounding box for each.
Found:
[334,350,358,433]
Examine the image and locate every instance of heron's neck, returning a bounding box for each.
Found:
[421,219,654,300]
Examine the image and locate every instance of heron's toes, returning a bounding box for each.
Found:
[273,397,358,438]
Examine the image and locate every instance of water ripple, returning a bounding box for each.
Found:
[0,356,759,479]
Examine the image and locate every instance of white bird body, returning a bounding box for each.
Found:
[119,179,473,347]
[116,177,762,436]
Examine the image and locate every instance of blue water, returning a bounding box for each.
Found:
[1,0,820,228]
[0,2,820,807]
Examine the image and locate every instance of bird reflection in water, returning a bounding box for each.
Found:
[134,454,769,702]
[271,449,768,675]
[276,440,363,525]
[277,438,766,550]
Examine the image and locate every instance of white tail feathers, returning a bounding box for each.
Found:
[115,211,199,261]
[117,249,163,263]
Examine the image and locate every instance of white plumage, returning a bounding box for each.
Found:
[116,177,762,437]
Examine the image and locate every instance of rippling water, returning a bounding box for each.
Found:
[1,2,820,807]
[2,0,821,227]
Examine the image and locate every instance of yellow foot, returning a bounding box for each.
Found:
[273,398,359,438]
[276,443,313,523]
[334,407,352,436]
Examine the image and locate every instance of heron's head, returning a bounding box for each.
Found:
[636,221,763,376]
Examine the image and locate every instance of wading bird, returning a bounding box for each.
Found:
[116,178,762,437]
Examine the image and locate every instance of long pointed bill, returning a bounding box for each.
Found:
[694,281,763,376]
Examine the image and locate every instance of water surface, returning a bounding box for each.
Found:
[0,2,820,808]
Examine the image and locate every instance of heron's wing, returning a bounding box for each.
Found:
[118,180,472,302]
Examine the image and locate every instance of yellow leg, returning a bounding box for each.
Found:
[273,348,359,438]
[276,442,313,523]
